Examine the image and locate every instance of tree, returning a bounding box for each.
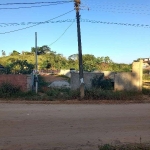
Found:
[1,50,6,56]
[41,60,51,71]
[31,45,51,55]
[7,60,34,74]
[104,56,113,63]
[10,50,20,56]
[68,54,78,61]
[82,54,96,72]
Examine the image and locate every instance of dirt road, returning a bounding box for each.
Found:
[0,103,150,150]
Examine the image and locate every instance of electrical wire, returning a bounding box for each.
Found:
[0,1,72,10]
[49,21,75,46]
[1,19,150,29]
[81,1,150,15]
[0,1,72,5]
[86,8,150,16]
[0,9,74,34]
[0,19,75,27]
[81,19,150,28]
[81,0,150,8]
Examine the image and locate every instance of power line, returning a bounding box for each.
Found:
[0,1,72,5]
[81,0,150,8]
[1,18,150,29]
[0,19,75,27]
[81,19,150,28]
[0,1,72,10]
[0,10,74,34]
[86,8,150,16]
[49,21,75,46]
[81,1,150,15]
[87,5,150,12]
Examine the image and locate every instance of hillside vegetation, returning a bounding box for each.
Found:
[0,45,131,74]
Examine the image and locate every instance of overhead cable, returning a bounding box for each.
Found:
[49,21,75,46]
[1,19,150,28]
[0,1,72,10]
[0,9,74,34]
[0,1,72,5]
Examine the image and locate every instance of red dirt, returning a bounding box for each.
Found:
[0,103,150,150]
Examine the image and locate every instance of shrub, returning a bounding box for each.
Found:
[37,75,49,92]
[46,88,80,100]
[91,75,114,90]
[0,82,21,98]
[84,88,142,100]
[142,88,150,95]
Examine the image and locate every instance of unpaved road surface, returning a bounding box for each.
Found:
[0,103,150,150]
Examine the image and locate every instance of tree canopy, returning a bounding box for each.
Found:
[0,45,132,74]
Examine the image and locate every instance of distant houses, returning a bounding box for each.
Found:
[143,58,150,69]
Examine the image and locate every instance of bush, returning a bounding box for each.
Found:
[37,75,49,92]
[85,88,142,100]
[91,75,114,90]
[142,88,150,95]
[46,88,80,100]
[0,82,21,98]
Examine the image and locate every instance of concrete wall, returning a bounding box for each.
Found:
[93,71,115,80]
[114,72,139,91]
[114,60,143,91]
[0,74,33,92]
[70,72,103,90]
[59,70,71,77]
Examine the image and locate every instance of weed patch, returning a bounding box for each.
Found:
[0,82,21,98]
[85,88,142,100]
[98,143,150,150]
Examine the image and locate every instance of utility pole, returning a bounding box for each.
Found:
[74,0,84,99]
[35,32,38,94]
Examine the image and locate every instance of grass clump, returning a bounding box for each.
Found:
[98,143,150,150]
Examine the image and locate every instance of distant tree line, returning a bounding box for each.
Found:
[0,45,132,74]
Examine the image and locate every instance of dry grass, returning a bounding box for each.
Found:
[98,143,150,150]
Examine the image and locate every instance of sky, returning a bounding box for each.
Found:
[1,0,150,64]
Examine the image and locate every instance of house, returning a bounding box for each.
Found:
[142,58,150,69]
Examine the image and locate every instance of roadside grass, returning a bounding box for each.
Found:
[98,143,150,150]
[0,73,150,101]
[85,88,143,100]
[0,84,149,101]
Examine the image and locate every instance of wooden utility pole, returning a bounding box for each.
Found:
[74,0,84,99]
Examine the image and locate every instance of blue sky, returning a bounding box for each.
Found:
[0,0,150,64]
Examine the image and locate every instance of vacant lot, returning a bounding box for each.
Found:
[0,103,150,150]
